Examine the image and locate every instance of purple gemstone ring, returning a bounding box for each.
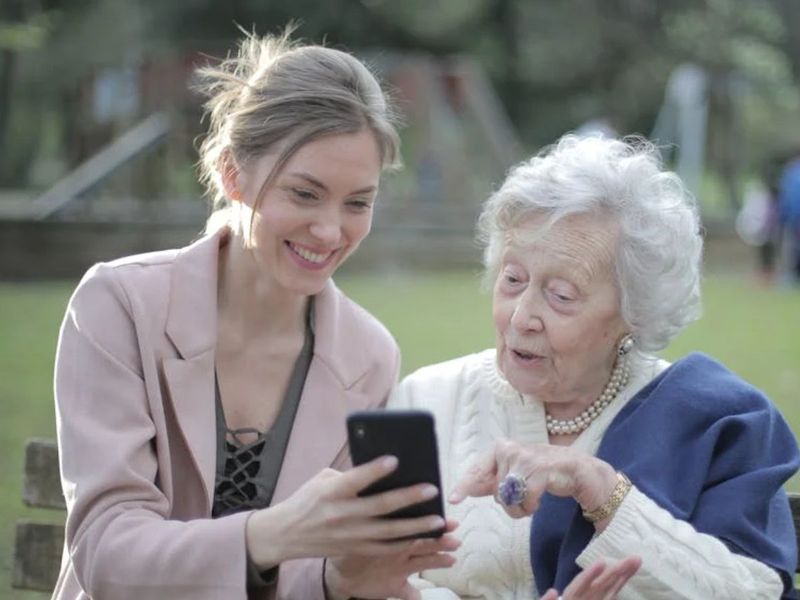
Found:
[497,473,528,507]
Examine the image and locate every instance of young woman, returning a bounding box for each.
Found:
[52,30,457,600]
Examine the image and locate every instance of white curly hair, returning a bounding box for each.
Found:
[477,134,703,352]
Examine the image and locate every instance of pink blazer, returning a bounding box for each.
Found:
[52,229,400,600]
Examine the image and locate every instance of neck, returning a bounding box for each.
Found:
[217,234,309,340]
[545,385,604,422]
[545,353,630,436]
[546,353,618,421]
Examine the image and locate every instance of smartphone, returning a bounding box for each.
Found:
[346,409,445,538]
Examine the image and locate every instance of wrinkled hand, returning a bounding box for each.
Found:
[540,557,642,600]
[247,456,451,569]
[449,439,618,521]
[324,518,460,600]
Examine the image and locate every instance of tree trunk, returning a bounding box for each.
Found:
[0,48,16,185]
[710,71,742,214]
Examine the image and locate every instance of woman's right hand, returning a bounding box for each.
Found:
[246,455,451,569]
[540,557,642,600]
[324,520,460,600]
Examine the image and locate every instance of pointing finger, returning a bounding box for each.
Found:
[449,450,498,503]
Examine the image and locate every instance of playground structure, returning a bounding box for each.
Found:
[651,63,709,199]
[0,53,753,279]
[0,51,522,279]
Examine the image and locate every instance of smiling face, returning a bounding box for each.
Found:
[233,128,382,297]
[493,212,628,414]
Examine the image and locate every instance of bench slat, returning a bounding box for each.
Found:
[789,492,800,575]
[23,438,66,510]
[13,521,64,591]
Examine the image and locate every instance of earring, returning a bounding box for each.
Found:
[617,334,635,356]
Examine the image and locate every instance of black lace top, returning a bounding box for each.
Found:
[211,303,314,591]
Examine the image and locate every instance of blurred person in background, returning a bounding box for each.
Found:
[736,155,783,286]
[391,134,799,599]
[777,148,800,285]
[51,29,459,600]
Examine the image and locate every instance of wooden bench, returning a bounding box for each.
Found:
[12,439,800,593]
[14,439,65,592]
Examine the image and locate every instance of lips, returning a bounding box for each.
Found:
[286,241,337,266]
[510,347,545,362]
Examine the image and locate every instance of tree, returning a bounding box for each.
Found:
[4,0,799,217]
[0,3,56,185]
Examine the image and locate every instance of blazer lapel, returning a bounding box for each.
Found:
[163,352,217,511]
[272,281,373,503]
[162,230,225,513]
[271,368,369,503]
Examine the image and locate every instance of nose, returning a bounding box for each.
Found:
[509,290,544,333]
[308,208,342,247]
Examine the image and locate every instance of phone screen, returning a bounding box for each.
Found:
[347,409,445,538]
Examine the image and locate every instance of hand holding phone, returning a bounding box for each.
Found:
[347,409,446,538]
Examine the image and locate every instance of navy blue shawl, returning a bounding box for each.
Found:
[530,353,799,598]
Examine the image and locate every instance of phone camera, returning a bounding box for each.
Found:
[354,423,366,439]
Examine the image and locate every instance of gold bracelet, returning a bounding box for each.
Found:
[582,471,632,523]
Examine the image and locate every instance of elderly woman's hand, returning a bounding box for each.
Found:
[540,557,642,600]
[449,439,620,528]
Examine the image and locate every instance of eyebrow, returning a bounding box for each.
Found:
[286,171,377,196]
[504,245,593,288]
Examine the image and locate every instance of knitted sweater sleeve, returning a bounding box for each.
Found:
[576,487,784,600]
[405,575,461,599]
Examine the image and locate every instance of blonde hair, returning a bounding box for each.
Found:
[195,28,401,232]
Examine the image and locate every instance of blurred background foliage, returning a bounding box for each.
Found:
[1,0,800,208]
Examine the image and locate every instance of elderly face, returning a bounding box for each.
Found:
[493,213,627,414]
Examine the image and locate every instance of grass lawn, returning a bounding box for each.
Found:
[0,271,798,595]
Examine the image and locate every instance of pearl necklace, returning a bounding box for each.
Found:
[545,354,631,436]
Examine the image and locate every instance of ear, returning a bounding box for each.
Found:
[220,150,243,202]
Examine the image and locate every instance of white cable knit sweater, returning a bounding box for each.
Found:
[387,349,783,600]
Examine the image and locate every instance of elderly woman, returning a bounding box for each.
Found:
[389,135,799,599]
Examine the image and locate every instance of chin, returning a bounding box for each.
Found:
[508,374,534,396]
[278,259,340,295]
[503,365,544,397]
[273,271,327,297]
[498,359,522,391]
[293,279,329,297]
